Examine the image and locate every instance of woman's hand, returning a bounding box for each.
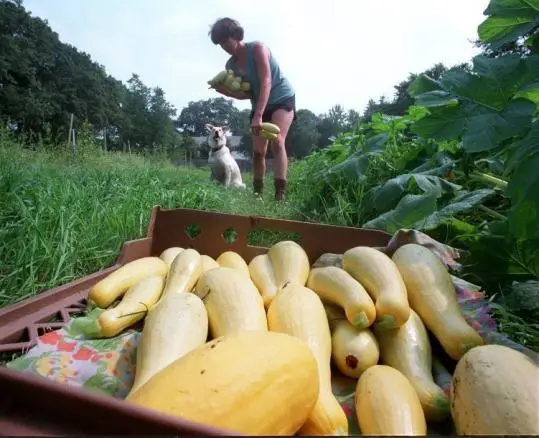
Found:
[250,113,263,137]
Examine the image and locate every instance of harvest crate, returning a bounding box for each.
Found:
[0,205,391,436]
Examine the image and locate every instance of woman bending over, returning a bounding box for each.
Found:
[208,17,296,201]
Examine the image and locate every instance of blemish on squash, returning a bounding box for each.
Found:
[345,354,359,369]
[200,287,211,301]
[200,369,206,374]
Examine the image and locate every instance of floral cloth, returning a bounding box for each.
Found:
[6,228,538,435]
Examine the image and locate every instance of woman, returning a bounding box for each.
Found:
[208,17,296,201]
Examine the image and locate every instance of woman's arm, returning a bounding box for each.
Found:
[252,42,272,117]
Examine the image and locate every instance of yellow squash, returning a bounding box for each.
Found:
[207,70,228,86]
[261,122,281,134]
[248,253,278,308]
[308,266,376,328]
[373,309,450,421]
[89,257,169,308]
[260,130,279,141]
[332,326,379,379]
[128,291,209,396]
[158,247,184,267]
[126,330,320,436]
[267,283,348,436]
[391,243,484,360]
[200,254,220,272]
[97,276,164,338]
[268,240,310,288]
[325,304,379,378]
[194,267,267,338]
[216,251,250,277]
[355,365,427,435]
[450,344,539,435]
[161,248,202,298]
[343,246,410,329]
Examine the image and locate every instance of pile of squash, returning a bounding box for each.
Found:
[88,241,539,436]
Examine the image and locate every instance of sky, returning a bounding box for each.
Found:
[22,0,491,116]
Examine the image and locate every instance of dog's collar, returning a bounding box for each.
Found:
[211,144,225,152]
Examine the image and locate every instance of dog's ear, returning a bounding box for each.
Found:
[222,125,230,134]
[205,123,214,133]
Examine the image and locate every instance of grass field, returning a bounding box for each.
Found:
[1,130,537,353]
[0,140,310,308]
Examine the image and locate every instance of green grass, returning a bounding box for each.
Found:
[0,141,306,308]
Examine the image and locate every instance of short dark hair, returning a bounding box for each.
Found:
[209,17,244,44]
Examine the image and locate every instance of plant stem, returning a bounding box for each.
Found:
[471,172,508,189]
[479,205,507,221]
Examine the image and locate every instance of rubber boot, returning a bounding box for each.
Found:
[253,178,264,198]
[274,178,286,201]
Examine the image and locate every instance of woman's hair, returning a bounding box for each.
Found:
[209,17,244,44]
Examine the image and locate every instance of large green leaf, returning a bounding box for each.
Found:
[461,99,536,152]
[361,164,458,215]
[485,0,539,17]
[412,71,537,152]
[479,0,539,48]
[506,150,539,240]
[407,75,444,98]
[440,55,539,110]
[416,189,496,230]
[411,105,469,140]
[327,152,374,184]
[505,118,539,172]
[478,17,539,49]
[362,193,438,233]
[414,90,459,108]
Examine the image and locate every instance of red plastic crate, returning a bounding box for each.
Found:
[0,206,391,436]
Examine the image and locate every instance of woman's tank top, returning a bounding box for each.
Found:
[226,41,295,109]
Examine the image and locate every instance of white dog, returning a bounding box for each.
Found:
[205,123,246,189]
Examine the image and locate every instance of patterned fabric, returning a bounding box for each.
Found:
[5,228,538,434]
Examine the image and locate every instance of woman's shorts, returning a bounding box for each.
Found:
[250,95,297,123]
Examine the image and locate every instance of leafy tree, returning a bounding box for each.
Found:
[176,97,247,136]
[316,104,348,149]
[287,109,320,157]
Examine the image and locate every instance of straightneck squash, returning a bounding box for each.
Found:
[89,256,169,308]
[194,267,267,338]
[324,304,379,379]
[343,246,410,330]
[308,266,376,328]
[267,283,348,436]
[373,309,450,422]
[249,240,310,307]
[355,365,427,435]
[161,248,202,298]
[391,243,484,360]
[159,246,184,267]
[248,253,278,308]
[450,344,539,435]
[200,254,220,272]
[126,330,320,436]
[127,291,208,396]
[216,251,250,277]
[97,275,164,338]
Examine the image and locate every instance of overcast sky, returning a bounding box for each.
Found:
[22,0,490,116]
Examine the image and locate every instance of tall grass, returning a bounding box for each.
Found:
[0,135,301,308]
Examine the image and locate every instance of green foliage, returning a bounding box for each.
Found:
[289,0,539,350]
[0,1,179,151]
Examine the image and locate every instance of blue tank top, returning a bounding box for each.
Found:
[226,41,295,108]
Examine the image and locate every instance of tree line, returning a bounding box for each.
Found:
[1,0,475,160]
